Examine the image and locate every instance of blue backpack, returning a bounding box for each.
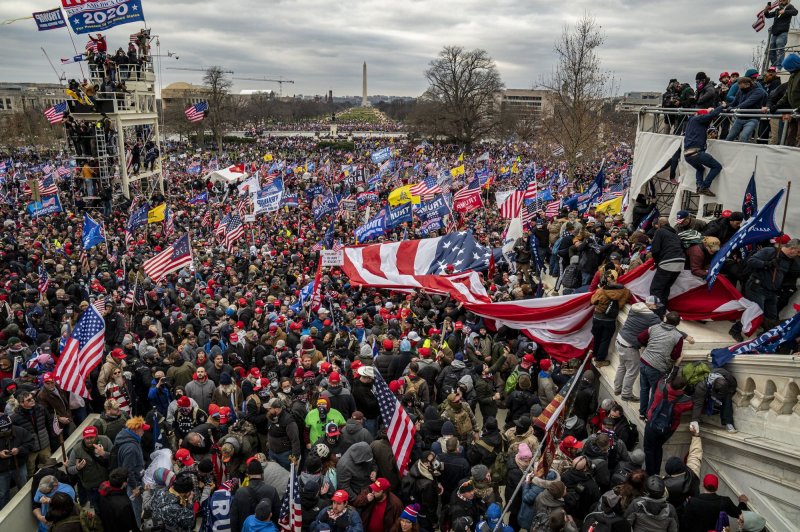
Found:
[649,380,677,435]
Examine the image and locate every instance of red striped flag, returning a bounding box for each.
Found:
[373,368,415,475]
[278,462,302,532]
[54,304,105,398]
[143,234,193,281]
[223,214,245,252]
[545,200,561,218]
[409,176,443,200]
[499,190,525,219]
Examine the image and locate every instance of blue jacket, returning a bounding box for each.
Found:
[115,428,145,489]
[725,79,740,105]
[242,517,279,532]
[731,84,767,110]
[311,506,364,532]
[148,379,172,416]
[684,106,725,150]
[518,471,557,530]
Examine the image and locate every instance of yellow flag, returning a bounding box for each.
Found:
[595,195,623,216]
[511,163,519,174]
[458,153,464,162]
[516,155,522,163]
[263,154,273,162]
[500,166,509,175]
[450,165,465,177]
[147,204,166,223]
[388,185,421,206]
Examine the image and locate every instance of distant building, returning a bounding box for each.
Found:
[498,89,556,121]
[0,82,65,116]
[616,91,661,112]
[161,82,213,111]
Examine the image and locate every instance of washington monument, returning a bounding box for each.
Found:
[362,61,369,107]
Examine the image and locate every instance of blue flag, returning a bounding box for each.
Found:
[578,169,605,213]
[127,203,150,232]
[706,188,784,288]
[188,191,208,205]
[529,233,544,275]
[386,203,413,229]
[636,207,659,232]
[742,172,758,220]
[355,211,387,243]
[290,281,315,314]
[711,311,800,367]
[27,194,62,218]
[81,213,105,250]
[371,147,392,164]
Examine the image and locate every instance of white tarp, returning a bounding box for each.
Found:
[206,165,248,183]
[625,131,798,238]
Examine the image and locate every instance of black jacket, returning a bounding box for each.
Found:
[703,218,738,245]
[97,482,140,532]
[680,493,746,532]
[651,225,685,269]
[0,426,35,473]
[746,246,800,292]
[562,468,602,522]
[437,452,471,502]
[766,3,798,34]
[230,479,280,532]
[571,380,597,423]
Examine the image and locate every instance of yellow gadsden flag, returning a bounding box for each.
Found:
[450,165,465,177]
[147,203,166,223]
[595,195,623,215]
[388,184,421,206]
[263,154,273,162]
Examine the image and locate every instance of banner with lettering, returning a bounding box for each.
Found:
[33,8,67,31]
[61,0,145,35]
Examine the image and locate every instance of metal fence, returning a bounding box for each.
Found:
[637,107,800,146]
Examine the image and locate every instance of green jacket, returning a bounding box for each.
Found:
[777,70,800,110]
[304,408,346,445]
[66,435,113,488]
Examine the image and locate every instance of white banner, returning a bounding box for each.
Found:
[321,249,344,266]
[253,190,282,215]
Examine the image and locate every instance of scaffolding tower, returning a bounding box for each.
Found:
[65,60,164,201]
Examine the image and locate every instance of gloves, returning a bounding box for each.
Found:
[689,421,700,435]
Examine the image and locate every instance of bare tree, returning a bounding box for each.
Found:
[422,46,504,146]
[541,15,616,176]
[203,66,233,151]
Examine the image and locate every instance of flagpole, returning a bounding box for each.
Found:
[774,181,792,284]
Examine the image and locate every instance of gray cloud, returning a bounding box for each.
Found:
[0,0,772,97]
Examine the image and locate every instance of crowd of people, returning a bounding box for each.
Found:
[5,30,800,527]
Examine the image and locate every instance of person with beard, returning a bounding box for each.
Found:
[265,397,301,470]
[326,371,357,419]
[66,425,112,510]
[562,455,602,523]
[401,451,443,532]
[206,353,233,387]
[441,390,477,447]
[357,477,403,532]
[185,366,216,414]
[211,372,242,413]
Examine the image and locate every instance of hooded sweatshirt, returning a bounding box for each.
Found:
[336,441,374,500]
[618,303,662,348]
[625,494,679,532]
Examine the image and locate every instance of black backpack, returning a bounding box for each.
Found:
[583,512,628,532]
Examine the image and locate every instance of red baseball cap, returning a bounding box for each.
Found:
[454,321,463,329]
[111,348,126,359]
[331,490,349,503]
[370,478,391,493]
[177,396,191,408]
[521,354,535,365]
[328,371,341,384]
[42,372,56,383]
[175,448,195,466]
[82,426,98,439]
[249,367,261,378]
[703,474,719,490]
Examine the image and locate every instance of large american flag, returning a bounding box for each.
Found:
[409,176,443,200]
[499,189,525,219]
[278,462,302,532]
[124,282,146,307]
[85,40,98,53]
[599,183,624,203]
[55,304,105,398]
[223,214,244,252]
[143,234,193,281]
[44,102,68,125]
[453,179,481,202]
[373,368,416,475]
[545,199,561,218]
[185,101,208,123]
[215,214,230,240]
[39,175,58,195]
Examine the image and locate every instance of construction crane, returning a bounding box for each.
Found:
[233,76,295,97]
[166,67,234,73]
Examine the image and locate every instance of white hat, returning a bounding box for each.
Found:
[407,331,421,343]
[385,302,394,308]
[357,366,375,378]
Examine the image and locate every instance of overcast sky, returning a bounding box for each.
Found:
[0,0,776,98]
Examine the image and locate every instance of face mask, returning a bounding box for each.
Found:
[318,406,327,418]
[282,387,291,394]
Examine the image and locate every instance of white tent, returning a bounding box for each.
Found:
[205,164,248,183]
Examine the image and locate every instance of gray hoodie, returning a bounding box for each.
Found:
[335,441,376,500]
[625,495,679,532]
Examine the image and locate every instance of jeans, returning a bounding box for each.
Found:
[269,450,291,471]
[0,465,26,510]
[685,151,722,189]
[745,281,779,321]
[128,485,143,528]
[363,418,378,437]
[649,268,681,316]
[591,319,617,361]
[769,31,789,68]
[614,341,640,396]
[639,363,664,417]
[719,394,735,426]
[726,118,759,143]
[643,423,672,476]
[581,271,593,286]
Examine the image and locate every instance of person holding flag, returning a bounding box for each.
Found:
[741,238,800,330]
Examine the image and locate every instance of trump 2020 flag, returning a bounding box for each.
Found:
[742,172,758,220]
[81,212,105,250]
[712,309,800,367]
[578,168,605,213]
[706,188,784,288]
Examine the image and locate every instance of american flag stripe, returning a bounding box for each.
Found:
[85,40,98,53]
[278,462,302,532]
[38,266,50,294]
[224,214,245,252]
[44,102,67,125]
[409,176,443,200]
[143,234,193,281]
[499,190,524,219]
[545,200,561,218]
[55,304,105,398]
[185,101,209,123]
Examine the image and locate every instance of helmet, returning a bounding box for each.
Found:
[313,443,330,459]
[646,476,666,499]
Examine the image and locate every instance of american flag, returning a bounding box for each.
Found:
[85,40,98,53]
[215,214,229,240]
[277,462,302,532]
[38,265,50,295]
[56,166,71,178]
[124,282,146,307]
[143,234,193,281]
[44,102,68,125]
[54,303,105,398]
[201,209,211,228]
[235,196,251,217]
[453,179,481,202]
[80,250,89,274]
[499,189,525,219]
[373,368,415,475]
[185,101,209,123]
[409,176,443,200]
[92,297,107,314]
[599,183,625,203]
[545,200,561,218]
[332,240,345,251]
[520,169,539,200]
[163,205,175,238]
[223,214,244,252]
[39,175,58,195]
[522,201,539,225]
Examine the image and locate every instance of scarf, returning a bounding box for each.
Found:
[417,461,434,481]
[327,505,346,521]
